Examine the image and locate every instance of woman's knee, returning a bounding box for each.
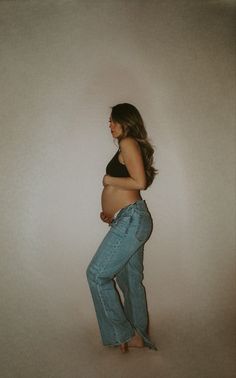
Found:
[86,262,103,284]
[86,263,95,282]
[87,263,112,286]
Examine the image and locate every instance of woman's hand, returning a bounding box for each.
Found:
[100,211,113,225]
[103,174,111,187]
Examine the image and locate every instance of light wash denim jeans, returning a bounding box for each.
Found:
[86,199,157,350]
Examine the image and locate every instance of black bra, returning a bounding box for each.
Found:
[106,150,130,177]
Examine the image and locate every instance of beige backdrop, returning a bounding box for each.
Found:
[0,1,235,377]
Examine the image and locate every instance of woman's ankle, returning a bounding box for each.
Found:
[128,333,144,347]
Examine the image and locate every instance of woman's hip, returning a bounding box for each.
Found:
[110,200,153,243]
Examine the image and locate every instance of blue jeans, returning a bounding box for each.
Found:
[86,199,157,350]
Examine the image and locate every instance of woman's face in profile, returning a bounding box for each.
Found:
[109,116,123,139]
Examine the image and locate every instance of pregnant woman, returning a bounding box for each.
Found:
[86,103,158,353]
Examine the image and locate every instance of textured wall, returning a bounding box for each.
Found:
[0,1,235,375]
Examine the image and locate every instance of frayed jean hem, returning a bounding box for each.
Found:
[103,331,135,347]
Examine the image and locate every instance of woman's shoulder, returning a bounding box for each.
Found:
[119,137,139,149]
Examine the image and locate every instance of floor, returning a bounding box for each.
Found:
[1,303,235,378]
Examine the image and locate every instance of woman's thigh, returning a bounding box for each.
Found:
[88,208,152,280]
[87,216,140,278]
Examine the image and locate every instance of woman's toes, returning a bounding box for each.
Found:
[119,342,128,353]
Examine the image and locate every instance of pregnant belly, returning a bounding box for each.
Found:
[101,185,141,218]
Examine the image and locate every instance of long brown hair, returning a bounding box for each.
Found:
[111,103,158,188]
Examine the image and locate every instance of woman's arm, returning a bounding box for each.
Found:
[103,137,147,190]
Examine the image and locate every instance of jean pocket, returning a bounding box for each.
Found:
[135,213,152,242]
[111,215,132,236]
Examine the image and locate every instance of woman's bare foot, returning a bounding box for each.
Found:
[128,333,144,348]
[119,333,144,352]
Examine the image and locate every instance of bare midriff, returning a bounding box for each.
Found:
[101,185,142,218]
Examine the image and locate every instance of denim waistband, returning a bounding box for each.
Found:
[114,199,148,219]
